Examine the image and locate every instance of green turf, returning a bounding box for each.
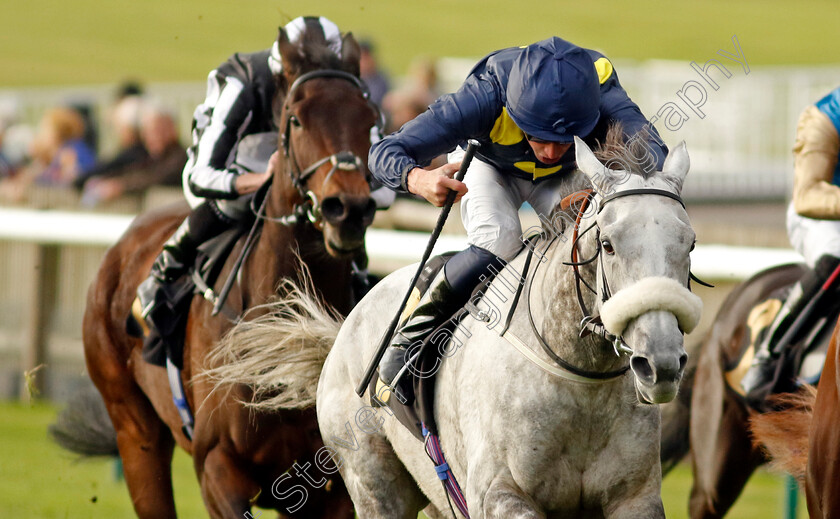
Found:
[0,400,809,518]
[0,400,206,518]
[1,0,838,87]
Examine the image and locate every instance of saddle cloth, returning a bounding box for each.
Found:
[367,252,466,440]
[725,282,840,400]
[133,226,248,369]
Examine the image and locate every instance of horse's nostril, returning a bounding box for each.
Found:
[363,198,376,223]
[321,197,345,223]
[631,356,655,383]
[679,353,688,374]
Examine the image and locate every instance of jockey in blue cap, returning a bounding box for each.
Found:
[370,36,668,393]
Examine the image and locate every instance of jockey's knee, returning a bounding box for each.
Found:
[443,245,507,297]
[213,195,254,223]
[466,218,523,261]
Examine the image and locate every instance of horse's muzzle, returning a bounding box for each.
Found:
[321,194,375,257]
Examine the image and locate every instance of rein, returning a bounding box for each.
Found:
[510,187,691,382]
[567,188,689,352]
[261,69,382,227]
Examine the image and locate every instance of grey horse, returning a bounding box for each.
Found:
[210,136,701,518]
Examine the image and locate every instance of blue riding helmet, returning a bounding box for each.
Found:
[506,37,601,143]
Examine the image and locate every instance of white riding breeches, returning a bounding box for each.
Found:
[787,202,840,267]
[449,147,569,260]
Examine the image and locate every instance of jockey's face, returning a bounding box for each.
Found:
[526,136,572,165]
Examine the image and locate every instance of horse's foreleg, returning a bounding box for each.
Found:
[197,446,262,519]
[482,474,545,519]
[689,388,763,518]
[603,491,665,519]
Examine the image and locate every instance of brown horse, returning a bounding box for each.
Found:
[750,314,840,517]
[805,315,840,517]
[80,30,377,518]
[657,263,808,518]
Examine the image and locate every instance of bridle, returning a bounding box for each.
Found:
[257,69,384,227]
[525,187,691,381]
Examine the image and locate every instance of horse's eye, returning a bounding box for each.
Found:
[289,115,302,128]
[690,239,696,252]
[601,239,614,255]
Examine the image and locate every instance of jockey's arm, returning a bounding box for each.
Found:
[589,52,669,167]
[233,151,277,195]
[792,105,840,220]
[368,75,499,200]
[185,75,264,201]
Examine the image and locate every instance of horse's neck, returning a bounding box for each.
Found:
[249,185,354,315]
[533,230,626,373]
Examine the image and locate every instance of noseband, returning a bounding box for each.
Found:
[261,69,384,227]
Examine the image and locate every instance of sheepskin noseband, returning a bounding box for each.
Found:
[599,277,702,337]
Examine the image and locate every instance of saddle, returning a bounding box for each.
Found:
[135,225,251,369]
[725,280,840,402]
[366,253,459,440]
[367,248,526,441]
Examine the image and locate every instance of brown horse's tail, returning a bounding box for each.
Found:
[749,386,816,483]
[660,337,700,475]
[205,278,344,411]
[49,383,119,457]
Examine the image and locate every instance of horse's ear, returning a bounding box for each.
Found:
[340,32,361,77]
[276,27,301,81]
[574,136,613,193]
[661,141,690,193]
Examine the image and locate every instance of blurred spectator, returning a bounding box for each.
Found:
[0,100,18,177]
[359,39,390,108]
[80,105,186,205]
[383,56,441,133]
[0,106,96,202]
[0,97,33,178]
[75,93,149,187]
[116,79,144,100]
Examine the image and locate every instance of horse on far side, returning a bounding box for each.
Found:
[751,314,840,518]
[62,28,378,518]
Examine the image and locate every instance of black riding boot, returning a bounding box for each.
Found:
[741,254,840,406]
[137,202,230,318]
[378,245,505,400]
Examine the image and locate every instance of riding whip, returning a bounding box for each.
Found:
[355,139,480,396]
[770,261,840,356]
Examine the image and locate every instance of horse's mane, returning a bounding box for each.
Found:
[545,123,661,234]
[593,123,659,179]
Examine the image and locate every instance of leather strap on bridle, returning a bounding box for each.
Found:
[268,69,379,227]
[567,187,691,354]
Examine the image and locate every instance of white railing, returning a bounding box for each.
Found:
[0,206,802,400]
[0,207,802,278]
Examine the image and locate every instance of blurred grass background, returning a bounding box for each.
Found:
[1,401,807,518]
[1,0,838,87]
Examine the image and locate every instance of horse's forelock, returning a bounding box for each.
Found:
[594,123,658,179]
[284,25,359,79]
